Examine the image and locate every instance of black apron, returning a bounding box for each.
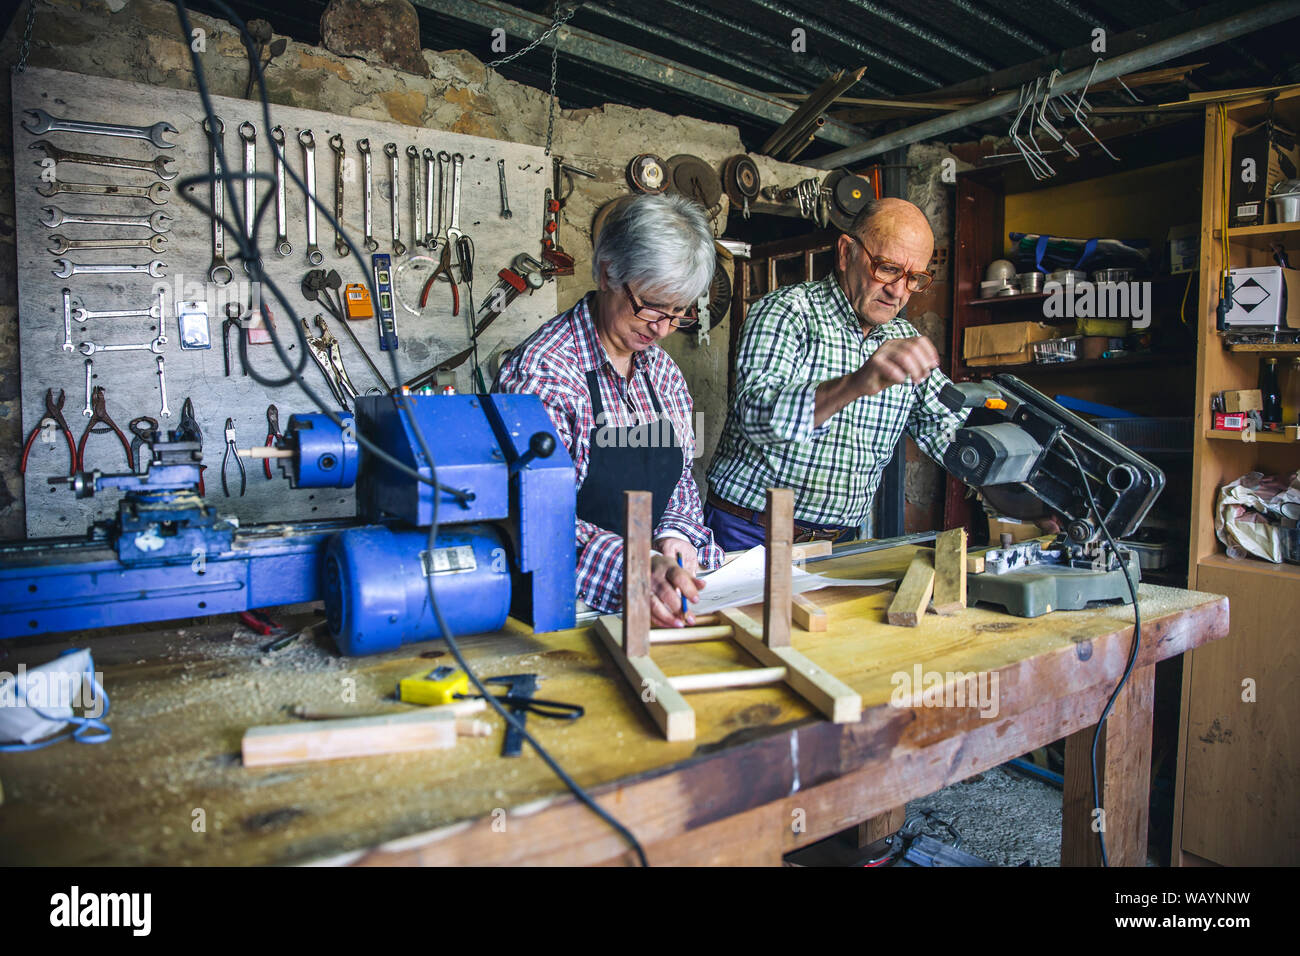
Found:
[575,366,684,536]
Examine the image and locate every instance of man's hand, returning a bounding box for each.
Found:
[654,537,699,576]
[851,336,940,397]
[648,553,705,629]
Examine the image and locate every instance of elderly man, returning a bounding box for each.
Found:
[496,193,721,627]
[705,197,964,549]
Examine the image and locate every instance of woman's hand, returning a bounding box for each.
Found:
[648,553,705,628]
[654,537,699,576]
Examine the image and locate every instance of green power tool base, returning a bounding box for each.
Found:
[968,550,1141,618]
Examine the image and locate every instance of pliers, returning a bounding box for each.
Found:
[222,417,246,497]
[418,241,460,315]
[128,416,159,473]
[263,404,281,480]
[21,388,79,476]
[176,397,207,496]
[77,386,132,474]
[301,316,351,410]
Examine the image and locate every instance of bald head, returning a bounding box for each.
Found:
[848,197,933,248]
[836,197,935,327]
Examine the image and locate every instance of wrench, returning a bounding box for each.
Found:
[407,145,423,249]
[72,291,165,323]
[39,207,172,232]
[270,126,292,257]
[83,359,94,417]
[423,148,436,247]
[78,336,167,355]
[52,259,166,278]
[447,153,465,248]
[435,151,452,249]
[47,233,168,255]
[156,356,171,418]
[384,142,404,256]
[238,122,260,274]
[330,133,346,258]
[37,180,170,205]
[358,138,378,252]
[62,288,73,352]
[30,140,176,181]
[203,118,233,286]
[21,109,177,149]
[299,130,323,266]
[498,159,512,220]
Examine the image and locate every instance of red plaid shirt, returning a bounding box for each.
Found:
[494,294,722,612]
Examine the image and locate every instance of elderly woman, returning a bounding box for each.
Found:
[495,193,721,627]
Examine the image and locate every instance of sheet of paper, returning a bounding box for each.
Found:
[691,545,897,615]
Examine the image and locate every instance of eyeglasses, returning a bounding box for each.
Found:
[623,284,699,329]
[849,234,934,292]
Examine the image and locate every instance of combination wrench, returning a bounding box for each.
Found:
[83,359,94,417]
[498,159,512,219]
[62,288,74,352]
[204,118,233,285]
[423,148,436,247]
[21,109,177,149]
[446,153,465,249]
[299,129,323,265]
[271,126,291,257]
[156,356,171,418]
[238,122,261,274]
[358,139,378,252]
[40,206,172,232]
[72,290,165,324]
[37,180,170,204]
[52,259,166,279]
[407,145,423,249]
[78,336,167,356]
[47,234,168,255]
[30,140,176,180]
[330,133,347,258]
[384,142,404,255]
[434,151,452,250]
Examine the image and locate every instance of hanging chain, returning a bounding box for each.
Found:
[485,5,575,70]
[544,17,564,157]
[15,0,37,73]
[484,5,576,157]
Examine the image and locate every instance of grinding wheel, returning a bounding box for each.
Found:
[627,153,668,194]
[666,154,722,209]
[721,154,761,204]
[823,169,875,232]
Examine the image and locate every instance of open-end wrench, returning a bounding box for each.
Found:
[37,180,170,204]
[30,140,176,180]
[156,356,172,418]
[423,148,436,247]
[271,126,291,257]
[78,336,167,356]
[22,109,177,149]
[407,145,423,249]
[498,159,512,220]
[47,234,168,255]
[358,139,378,252]
[330,133,346,258]
[62,288,73,352]
[52,259,166,278]
[238,122,260,274]
[447,153,465,250]
[384,142,404,255]
[39,207,172,232]
[83,359,94,417]
[203,118,233,285]
[72,290,165,324]
[435,151,452,250]
[299,130,323,266]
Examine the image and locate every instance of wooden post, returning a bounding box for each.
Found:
[622,491,652,657]
[764,488,793,648]
[933,528,968,616]
[886,552,935,627]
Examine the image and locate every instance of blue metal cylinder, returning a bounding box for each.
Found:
[289,413,360,488]
[323,524,511,655]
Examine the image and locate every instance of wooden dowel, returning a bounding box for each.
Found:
[667,666,787,693]
[649,625,735,643]
[238,446,294,459]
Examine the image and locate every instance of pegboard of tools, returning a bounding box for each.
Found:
[13,67,557,538]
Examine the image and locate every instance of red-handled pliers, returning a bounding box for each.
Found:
[21,388,79,476]
[263,404,281,480]
[418,242,460,315]
[77,386,132,474]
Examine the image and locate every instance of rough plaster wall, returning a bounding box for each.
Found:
[0,0,821,538]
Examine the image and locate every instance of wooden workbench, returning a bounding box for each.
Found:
[0,543,1227,866]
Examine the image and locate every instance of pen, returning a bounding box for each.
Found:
[677,554,688,618]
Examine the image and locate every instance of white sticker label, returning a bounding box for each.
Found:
[420,545,477,576]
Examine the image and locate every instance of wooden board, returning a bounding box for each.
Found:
[763,489,793,648]
[621,492,652,657]
[12,67,556,537]
[242,709,461,767]
[594,614,693,742]
[791,593,827,632]
[933,528,968,616]
[886,552,935,626]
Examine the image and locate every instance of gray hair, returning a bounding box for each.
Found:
[592,193,715,307]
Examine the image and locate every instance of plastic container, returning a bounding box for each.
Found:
[1032,336,1080,363]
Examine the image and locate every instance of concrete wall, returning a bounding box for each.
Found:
[0,0,825,538]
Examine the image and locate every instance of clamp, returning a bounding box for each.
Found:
[21,388,79,476]
[77,386,132,474]
[222,417,246,497]
[263,404,282,480]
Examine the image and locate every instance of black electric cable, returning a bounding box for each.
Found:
[170,0,649,866]
[1054,434,1142,868]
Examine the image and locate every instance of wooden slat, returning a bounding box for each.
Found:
[595,615,694,741]
[622,491,652,657]
[933,528,968,616]
[764,488,793,648]
[668,667,787,693]
[966,554,986,574]
[792,593,827,632]
[648,625,735,643]
[886,552,935,626]
[242,710,460,768]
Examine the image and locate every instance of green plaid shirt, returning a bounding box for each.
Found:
[707,274,964,527]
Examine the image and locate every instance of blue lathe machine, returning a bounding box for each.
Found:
[0,395,576,655]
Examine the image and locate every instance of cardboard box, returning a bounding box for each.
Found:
[964,321,1060,366]
[1224,266,1300,328]
[987,517,1041,544]
[1213,412,1248,431]
[1229,121,1299,227]
[1167,223,1199,274]
[1222,389,1263,413]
